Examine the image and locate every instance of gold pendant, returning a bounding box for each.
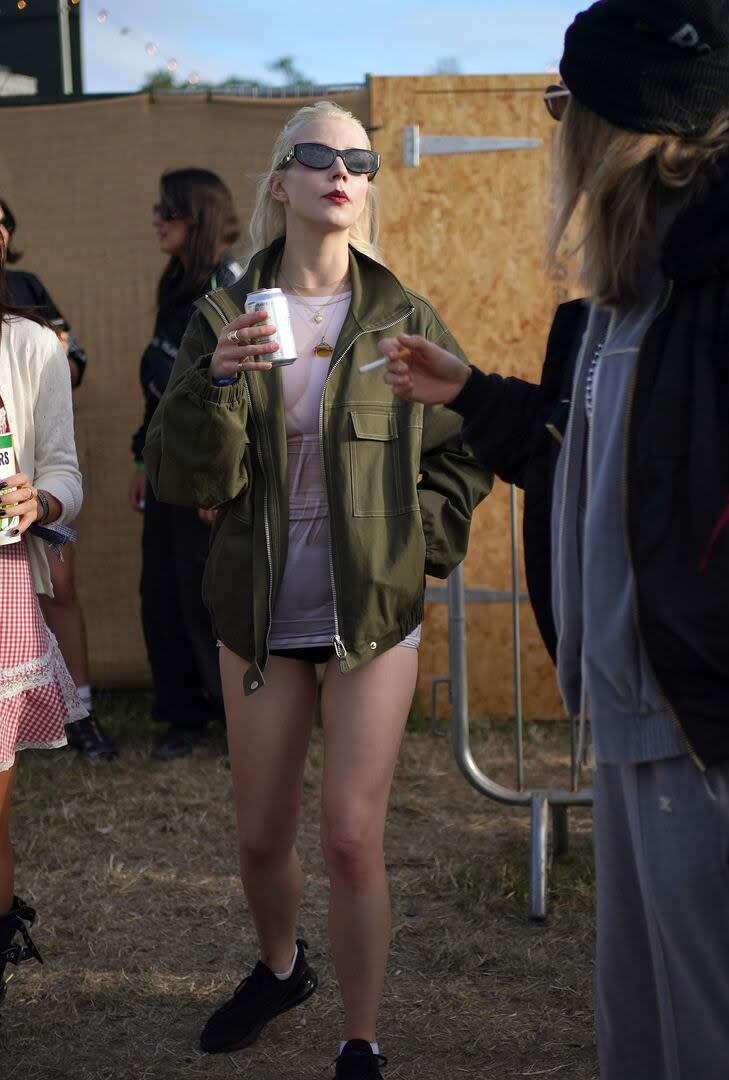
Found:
[314,339,333,358]
[314,312,323,324]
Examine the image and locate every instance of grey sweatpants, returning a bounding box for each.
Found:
[593,756,729,1080]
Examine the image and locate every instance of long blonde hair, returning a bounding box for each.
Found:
[548,98,729,306]
[248,101,382,262]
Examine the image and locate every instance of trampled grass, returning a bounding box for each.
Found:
[2,692,597,1080]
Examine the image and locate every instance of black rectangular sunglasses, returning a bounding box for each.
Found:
[277,142,380,179]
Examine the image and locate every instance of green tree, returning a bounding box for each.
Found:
[139,57,317,93]
[266,56,315,86]
[215,74,268,89]
[140,67,180,91]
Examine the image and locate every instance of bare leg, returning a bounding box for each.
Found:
[38,547,90,686]
[220,648,317,972]
[320,645,418,1042]
[0,763,17,916]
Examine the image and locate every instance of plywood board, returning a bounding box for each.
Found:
[369,75,578,720]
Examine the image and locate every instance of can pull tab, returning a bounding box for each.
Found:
[333,635,350,674]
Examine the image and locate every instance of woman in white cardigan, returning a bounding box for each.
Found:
[0,247,84,1011]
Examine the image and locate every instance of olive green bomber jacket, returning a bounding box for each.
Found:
[144,240,492,693]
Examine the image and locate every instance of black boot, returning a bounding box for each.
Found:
[0,897,43,1006]
[65,711,118,761]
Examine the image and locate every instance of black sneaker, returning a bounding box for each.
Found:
[335,1040,387,1079]
[65,712,118,761]
[151,728,204,761]
[200,938,317,1054]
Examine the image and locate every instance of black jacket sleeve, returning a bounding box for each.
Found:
[447,299,589,662]
[5,270,88,385]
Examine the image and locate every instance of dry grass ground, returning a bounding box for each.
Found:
[2,692,598,1080]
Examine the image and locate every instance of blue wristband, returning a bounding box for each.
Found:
[213,376,238,386]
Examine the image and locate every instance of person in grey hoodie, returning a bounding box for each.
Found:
[378,2,729,1077]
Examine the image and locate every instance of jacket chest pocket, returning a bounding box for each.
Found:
[348,409,419,518]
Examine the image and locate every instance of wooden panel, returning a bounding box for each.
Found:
[370,75,573,720]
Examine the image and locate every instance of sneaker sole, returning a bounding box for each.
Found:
[200,970,318,1054]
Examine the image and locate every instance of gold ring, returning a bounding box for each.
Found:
[237,359,245,372]
[227,329,240,345]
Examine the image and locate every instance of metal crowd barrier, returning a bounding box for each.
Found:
[426,486,593,920]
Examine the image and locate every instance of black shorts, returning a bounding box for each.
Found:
[269,646,335,664]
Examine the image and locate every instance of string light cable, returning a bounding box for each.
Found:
[93,4,204,87]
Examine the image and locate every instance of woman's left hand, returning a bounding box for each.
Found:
[0,472,39,533]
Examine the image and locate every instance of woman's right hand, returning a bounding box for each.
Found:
[378,333,472,405]
[129,468,148,513]
[209,311,280,382]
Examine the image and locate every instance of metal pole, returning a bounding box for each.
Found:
[530,795,549,920]
[57,0,73,96]
[510,485,525,791]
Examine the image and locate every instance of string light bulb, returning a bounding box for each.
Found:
[95,8,206,87]
[17,0,27,9]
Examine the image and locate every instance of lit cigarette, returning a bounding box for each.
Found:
[359,356,388,373]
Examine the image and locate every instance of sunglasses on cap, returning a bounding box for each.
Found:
[544,83,571,122]
[277,142,381,179]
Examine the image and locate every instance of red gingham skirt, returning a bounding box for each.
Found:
[0,417,85,772]
[0,538,86,772]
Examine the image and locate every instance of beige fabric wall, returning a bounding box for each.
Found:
[1,80,574,718]
[0,90,369,685]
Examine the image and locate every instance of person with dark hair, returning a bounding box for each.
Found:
[379,3,729,1077]
[0,198,117,762]
[130,168,242,761]
[0,224,85,1010]
[144,102,490,1079]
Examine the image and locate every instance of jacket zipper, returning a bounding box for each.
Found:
[620,280,705,771]
[202,294,276,669]
[319,308,416,673]
[554,304,599,709]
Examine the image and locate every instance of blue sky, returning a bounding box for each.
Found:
[82,1,579,93]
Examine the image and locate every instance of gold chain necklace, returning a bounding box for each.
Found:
[289,291,350,358]
[279,269,349,326]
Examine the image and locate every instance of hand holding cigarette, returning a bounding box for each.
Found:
[375,334,472,405]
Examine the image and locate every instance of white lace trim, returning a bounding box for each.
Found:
[0,737,68,772]
[0,634,85,717]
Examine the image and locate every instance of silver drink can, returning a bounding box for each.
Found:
[244,287,297,366]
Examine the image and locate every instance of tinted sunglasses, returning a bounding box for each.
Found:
[277,142,380,179]
[544,83,571,122]
[152,202,183,221]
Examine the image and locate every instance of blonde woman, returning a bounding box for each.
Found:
[379,2,729,1077]
[144,101,489,1077]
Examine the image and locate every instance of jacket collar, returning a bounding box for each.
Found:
[239,238,414,330]
[662,157,729,282]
